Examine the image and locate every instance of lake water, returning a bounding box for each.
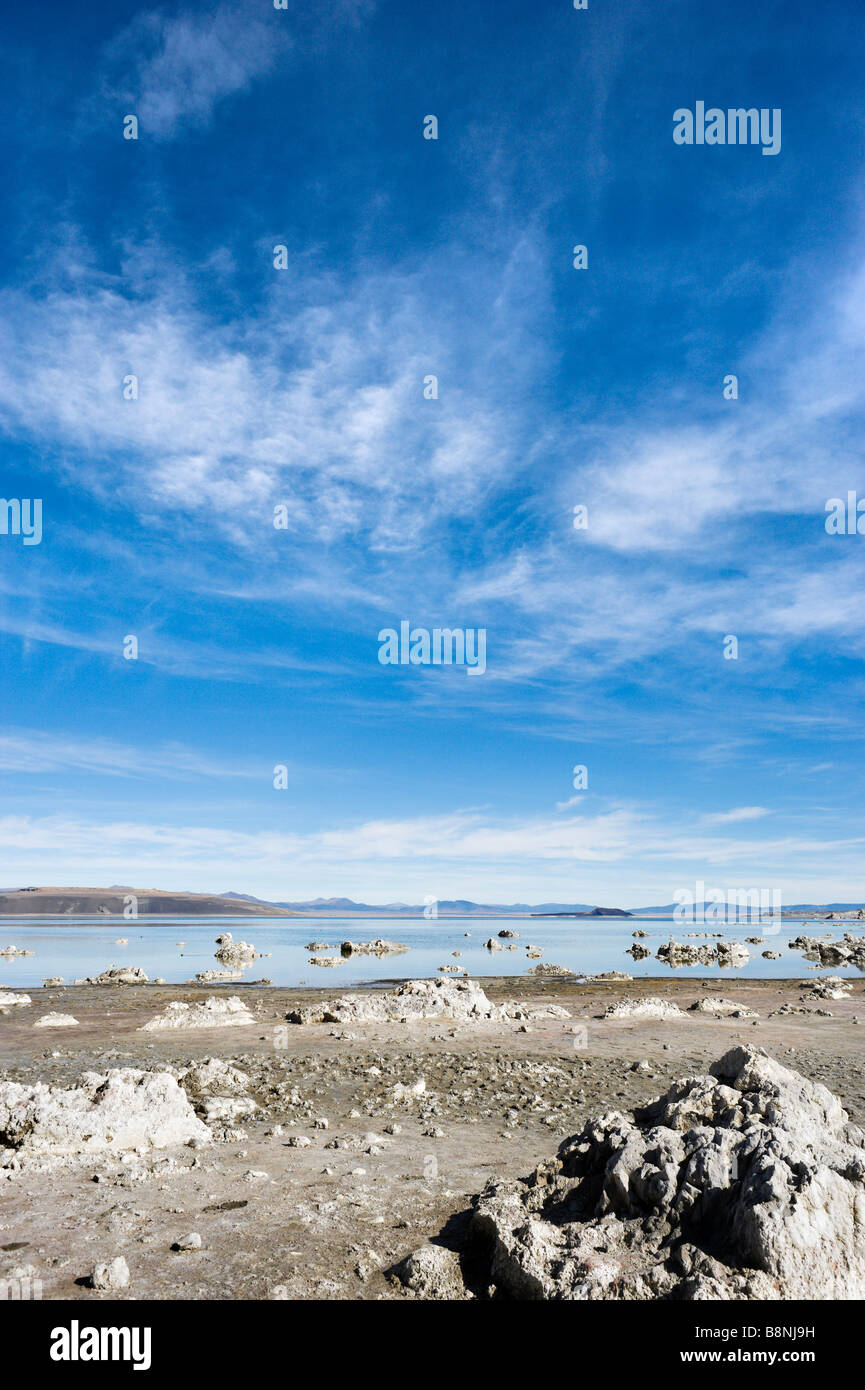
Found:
[0,915,848,990]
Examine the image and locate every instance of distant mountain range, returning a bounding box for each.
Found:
[222,892,865,919]
[0,885,859,920]
[221,892,613,916]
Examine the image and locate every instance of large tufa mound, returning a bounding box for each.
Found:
[287,976,569,1026]
[73,965,148,986]
[213,934,260,967]
[603,996,685,1021]
[139,996,256,1031]
[789,934,865,969]
[466,1046,865,1300]
[0,1068,211,1169]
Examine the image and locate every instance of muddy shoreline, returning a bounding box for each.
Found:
[2,975,864,1300]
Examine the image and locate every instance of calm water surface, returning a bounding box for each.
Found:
[0,915,848,990]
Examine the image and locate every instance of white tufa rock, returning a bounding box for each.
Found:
[191,969,243,984]
[689,997,758,1018]
[139,996,255,1031]
[603,996,686,1021]
[467,1046,865,1300]
[33,1012,79,1029]
[0,991,31,1008]
[173,1232,202,1251]
[214,937,259,967]
[286,977,567,1026]
[804,977,852,1001]
[0,1069,211,1168]
[179,1057,251,1096]
[74,965,148,986]
[91,1256,130,1290]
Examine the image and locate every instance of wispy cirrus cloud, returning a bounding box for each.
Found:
[99,4,285,140]
[702,806,770,825]
[0,241,545,555]
[0,729,267,781]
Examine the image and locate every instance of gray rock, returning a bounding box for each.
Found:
[397,1245,468,1299]
[468,1046,865,1300]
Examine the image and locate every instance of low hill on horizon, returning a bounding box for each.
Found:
[0,887,297,917]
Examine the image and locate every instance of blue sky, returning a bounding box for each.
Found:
[1,0,864,905]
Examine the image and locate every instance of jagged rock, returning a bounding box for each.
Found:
[310,956,343,967]
[33,1013,79,1028]
[41,977,64,986]
[527,963,575,977]
[139,996,256,1031]
[498,930,519,939]
[0,945,33,958]
[179,1058,251,1096]
[657,941,716,968]
[762,951,782,960]
[0,1068,211,1168]
[214,939,259,967]
[592,972,632,982]
[74,965,148,986]
[306,942,336,951]
[803,977,851,1001]
[656,940,749,969]
[603,996,685,1021]
[191,969,244,983]
[717,942,750,968]
[198,1096,257,1122]
[286,977,567,1026]
[396,1244,469,1299]
[626,944,650,960]
[769,1003,832,1018]
[689,997,758,1018]
[466,1046,865,1300]
[788,934,865,969]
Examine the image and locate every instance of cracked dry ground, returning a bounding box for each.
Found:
[2,975,865,1300]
